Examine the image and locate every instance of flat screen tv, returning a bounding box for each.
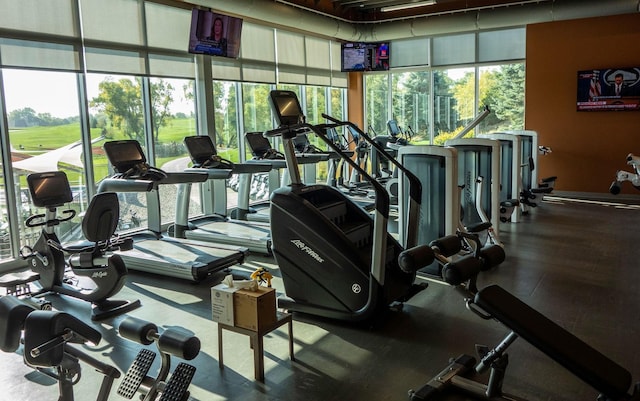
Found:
[577,67,640,111]
[341,42,390,72]
[188,8,243,59]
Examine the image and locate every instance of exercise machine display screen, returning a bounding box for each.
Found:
[27,171,73,207]
[184,136,216,166]
[387,120,400,136]
[245,132,272,158]
[269,90,304,127]
[103,140,147,173]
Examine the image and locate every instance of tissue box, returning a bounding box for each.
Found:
[211,284,239,326]
[233,286,277,331]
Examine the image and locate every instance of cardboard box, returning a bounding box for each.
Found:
[211,284,239,326]
[233,286,277,332]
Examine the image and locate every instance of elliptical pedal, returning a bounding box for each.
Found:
[117,348,156,399]
[158,362,197,401]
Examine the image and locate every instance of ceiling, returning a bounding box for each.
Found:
[273,0,554,22]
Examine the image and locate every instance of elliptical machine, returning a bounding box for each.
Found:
[18,171,140,321]
[266,90,426,324]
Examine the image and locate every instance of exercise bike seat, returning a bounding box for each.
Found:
[0,296,35,352]
[474,285,633,399]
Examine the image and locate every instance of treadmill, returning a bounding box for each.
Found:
[172,135,273,255]
[231,132,327,223]
[98,139,248,282]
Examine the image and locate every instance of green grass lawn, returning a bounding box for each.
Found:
[6,116,336,187]
[8,117,203,185]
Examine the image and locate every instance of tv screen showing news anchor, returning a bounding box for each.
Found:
[577,67,640,111]
[188,9,243,59]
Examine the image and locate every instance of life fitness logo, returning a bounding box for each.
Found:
[290,239,324,263]
[351,283,361,294]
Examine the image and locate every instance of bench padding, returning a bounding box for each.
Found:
[475,285,631,399]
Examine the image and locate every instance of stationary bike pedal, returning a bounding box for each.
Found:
[158,362,196,401]
[117,348,156,399]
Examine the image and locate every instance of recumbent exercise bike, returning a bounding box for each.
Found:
[16,171,140,321]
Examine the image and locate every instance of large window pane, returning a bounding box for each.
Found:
[3,69,87,263]
[392,70,430,143]
[151,77,197,224]
[478,64,525,133]
[87,73,147,232]
[365,74,389,136]
[214,81,241,209]
[242,83,273,160]
[241,82,275,205]
[433,67,475,142]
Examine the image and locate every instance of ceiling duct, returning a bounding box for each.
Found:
[183,0,362,41]
[184,0,639,42]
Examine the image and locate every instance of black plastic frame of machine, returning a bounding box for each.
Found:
[266,89,425,323]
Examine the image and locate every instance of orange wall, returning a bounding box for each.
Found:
[526,14,640,195]
[347,72,364,129]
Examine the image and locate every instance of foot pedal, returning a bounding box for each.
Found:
[117,348,156,399]
[159,362,196,401]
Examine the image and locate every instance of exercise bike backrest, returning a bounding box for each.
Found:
[103,139,167,181]
[183,135,234,170]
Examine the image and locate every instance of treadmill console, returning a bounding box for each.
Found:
[246,132,284,160]
[103,140,147,174]
[184,135,234,169]
[184,136,216,167]
[103,140,167,180]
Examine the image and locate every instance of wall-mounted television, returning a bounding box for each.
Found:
[188,8,243,59]
[341,42,390,72]
[577,67,640,111]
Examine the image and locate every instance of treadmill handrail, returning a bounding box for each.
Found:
[97,178,154,194]
[161,171,209,185]
[321,113,423,250]
[184,167,233,180]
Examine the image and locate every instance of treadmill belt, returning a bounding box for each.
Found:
[197,221,269,238]
[115,238,246,281]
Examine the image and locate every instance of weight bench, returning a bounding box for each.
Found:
[409,284,638,400]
